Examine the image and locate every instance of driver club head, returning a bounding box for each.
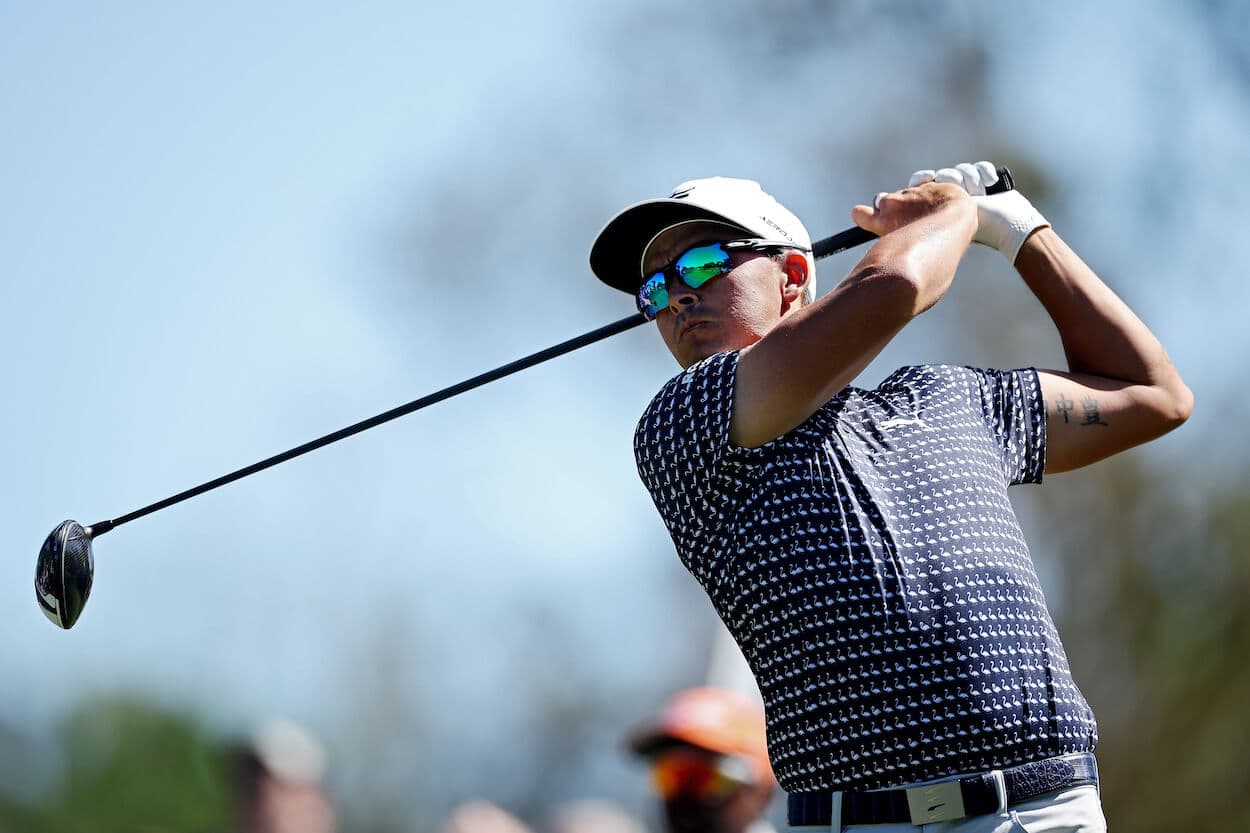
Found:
[35,520,95,629]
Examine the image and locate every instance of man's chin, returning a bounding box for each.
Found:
[674,336,730,368]
[672,324,763,367]
[678,347,712,368]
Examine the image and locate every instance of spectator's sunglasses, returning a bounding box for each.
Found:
[650,750,753,800]
[637,239,796,321]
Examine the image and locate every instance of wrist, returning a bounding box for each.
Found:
[973,191,1049,264]
[1012,226,1060,269]
[939,196,979,245]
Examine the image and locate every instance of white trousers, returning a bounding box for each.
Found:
[790,782,1106,833]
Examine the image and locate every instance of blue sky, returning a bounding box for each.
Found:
[1,9,699,805]
[2,0,1247,819]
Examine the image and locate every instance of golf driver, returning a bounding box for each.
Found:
[35,168,1016,628]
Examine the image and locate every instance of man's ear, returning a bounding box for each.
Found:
[780,252,808,306]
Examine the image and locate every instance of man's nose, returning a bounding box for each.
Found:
[667,279,699,311]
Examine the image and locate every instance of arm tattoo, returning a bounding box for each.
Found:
[1080,396,1109,427]
[1052,394,1075,424]
[1047,393,1109,427]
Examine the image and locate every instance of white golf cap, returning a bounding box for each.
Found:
[589,176,813,295]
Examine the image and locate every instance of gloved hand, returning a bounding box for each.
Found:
[908,161,1049,264]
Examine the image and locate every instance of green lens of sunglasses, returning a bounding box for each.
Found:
[638,274,669,319]
[637,244,737,319]
[675,245,733,286]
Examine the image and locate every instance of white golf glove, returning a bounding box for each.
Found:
[908,161,1049,264]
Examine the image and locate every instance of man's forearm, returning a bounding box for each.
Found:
[852,189,978,315]
[1015,228,1185,393]
[731,189,976,448]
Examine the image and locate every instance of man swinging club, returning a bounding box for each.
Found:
[588,161,1192,832]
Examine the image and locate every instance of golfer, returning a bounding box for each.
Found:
[628,687,778,833]
[589,161,1192,832]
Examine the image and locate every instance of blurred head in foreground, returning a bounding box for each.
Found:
[232,719,337,833]
[627,688,775,833]
[549,799,648,833]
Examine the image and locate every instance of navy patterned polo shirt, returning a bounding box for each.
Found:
[634,350,1097,793]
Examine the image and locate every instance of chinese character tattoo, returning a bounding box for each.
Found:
[1053,394,1075,424]
[1080,396,1109,426]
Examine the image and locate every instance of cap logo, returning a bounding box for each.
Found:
[671,187,693,199]
[759,216,793,243]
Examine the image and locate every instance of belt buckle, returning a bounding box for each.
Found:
[905,781,966,824]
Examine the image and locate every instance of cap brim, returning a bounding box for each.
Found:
[626,730,683,758]
[626,726,775,786]
[626,723,737,759]
[589,199,754,295]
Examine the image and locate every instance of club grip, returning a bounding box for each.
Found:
[812,166,1015,260]
[987,166,1014,195]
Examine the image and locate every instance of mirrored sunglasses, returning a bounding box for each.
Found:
[650,750,754,801]
[636,239,796,321]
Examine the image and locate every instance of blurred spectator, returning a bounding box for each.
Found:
[549,799,648,833]
[232,719,337,833]
[627,688,776,833]
[440,800,535,833]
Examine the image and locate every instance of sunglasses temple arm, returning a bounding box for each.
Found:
[812,166,1016,260]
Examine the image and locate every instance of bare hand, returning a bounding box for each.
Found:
[851,181,974,237]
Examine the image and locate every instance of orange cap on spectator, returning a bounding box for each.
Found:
[627,688,774,785]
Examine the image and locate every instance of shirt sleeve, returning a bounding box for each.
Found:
[633,350,742,553]
[965,366,1047,486]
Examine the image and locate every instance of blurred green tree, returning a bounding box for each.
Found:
[0,695,234,833]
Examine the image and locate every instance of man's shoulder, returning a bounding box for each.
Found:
[872,364,1044,429]
[874,363,981,392]
[640,351,740,417]
[634,351,744,473]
